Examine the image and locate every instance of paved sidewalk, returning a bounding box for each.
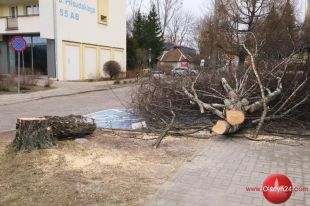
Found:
[0,79,136,106]
[144,137,310,206]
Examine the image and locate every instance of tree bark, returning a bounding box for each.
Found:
[13,118,55,151]
[45,115,96,139]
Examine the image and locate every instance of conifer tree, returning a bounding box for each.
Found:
[132,10,147,48]
[129,6,164,68]
[126,34,138,70]
[144,4,164,65]
[279,0,296,57]
[262,4,282,58]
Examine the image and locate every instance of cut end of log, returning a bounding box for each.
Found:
[226,110,245,126]
[212,120,231,135]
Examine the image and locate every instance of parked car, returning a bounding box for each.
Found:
[151,70,166,79]
[171,68,198,76]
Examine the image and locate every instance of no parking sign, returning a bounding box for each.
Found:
[10,36,27,52]
[9,36,27,94]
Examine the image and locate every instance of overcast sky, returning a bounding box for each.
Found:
[127,0,308,21]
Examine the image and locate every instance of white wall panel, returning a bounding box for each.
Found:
[114,50,124,72]
[65,45,80,80]
[100,48,111,78]
[84,47,97,79]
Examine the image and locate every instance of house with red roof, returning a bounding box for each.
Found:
[157,46,196,73]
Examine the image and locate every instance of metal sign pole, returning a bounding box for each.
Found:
[18,52,20,94]
[31,36,34,74]
[10,36,27,94]
[22,51,25,73]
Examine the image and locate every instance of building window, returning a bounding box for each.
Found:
[26,6,33,15]
[33,5,39,15]
[98,0,108,24]
[25,5,39,16]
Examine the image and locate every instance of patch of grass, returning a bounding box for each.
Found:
[0,85,54,95]
[0,131,207,206]
[2,193,21,204]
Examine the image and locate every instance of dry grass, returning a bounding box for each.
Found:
[0,85,54,95]
[0,130,208,206]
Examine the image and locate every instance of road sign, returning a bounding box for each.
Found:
[9,36,27,94]
[10,36,27,53]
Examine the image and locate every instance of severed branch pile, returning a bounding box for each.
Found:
[132,46,310,146]
[183,75,283,135]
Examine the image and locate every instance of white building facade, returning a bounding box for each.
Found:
[0,0,126,80]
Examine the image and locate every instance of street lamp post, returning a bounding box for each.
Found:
[200,59,205,68]
[148,48,152,69]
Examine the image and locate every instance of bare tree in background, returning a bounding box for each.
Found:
[198,1,236,67]
[226,0,270,32]
[220,0,270,64]
[151,0,183,37]
[167,11,194,46]
[198,0,298,66]
[129,0,145,18]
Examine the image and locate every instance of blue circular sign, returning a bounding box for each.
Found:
[10,36,27,52]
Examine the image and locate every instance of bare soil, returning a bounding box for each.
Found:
[0,130,208,206]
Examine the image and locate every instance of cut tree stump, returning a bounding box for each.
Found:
[13,118,55,151]
[226,109,245,126]
[45,115,96,139]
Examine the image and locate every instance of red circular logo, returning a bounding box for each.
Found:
[262,174,292,204]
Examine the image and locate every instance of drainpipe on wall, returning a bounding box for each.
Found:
[53,0,59,81]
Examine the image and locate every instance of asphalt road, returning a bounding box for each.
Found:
[0,86,133,133]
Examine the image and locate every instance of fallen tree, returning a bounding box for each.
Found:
[12,115,96,151]
[183,75,283,135]
[45,115,96,139]
[132,43,310,146]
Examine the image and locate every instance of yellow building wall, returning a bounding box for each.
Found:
[62,41,124,81]
[0,0,125,81]
[56,0,126,81]
[97,0,109,24]
[0,1,43,35]
[18,5,24,16]
[0,5,10,16]
[0,3,37,17]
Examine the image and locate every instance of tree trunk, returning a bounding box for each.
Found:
[212,120,240,135]
[238,52,246,65]
[13,118,55,151]
[45,115,96,139]
[184,77,283,135]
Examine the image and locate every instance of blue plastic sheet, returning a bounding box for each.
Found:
[85,109,145,130]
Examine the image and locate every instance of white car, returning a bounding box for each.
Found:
[171,68,198,76]
[151,71,166,79]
